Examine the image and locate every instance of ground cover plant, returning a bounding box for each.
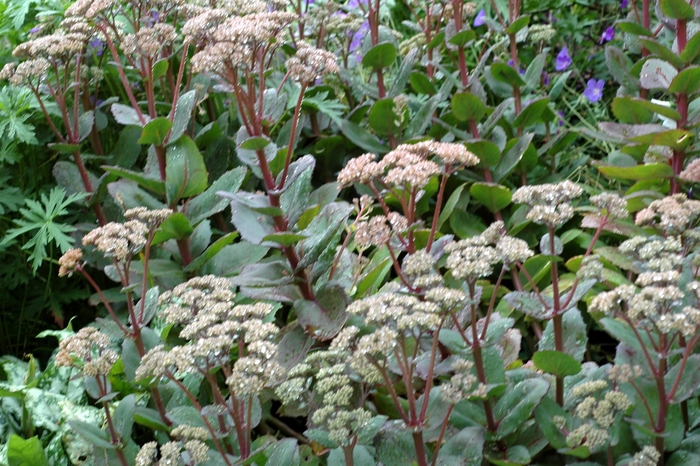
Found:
[4,0,700,464]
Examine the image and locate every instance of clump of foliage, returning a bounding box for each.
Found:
[4,0,700,465]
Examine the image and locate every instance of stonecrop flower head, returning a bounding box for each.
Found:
[564,380,631,452]
[137,276,282,396]
[634,193,700,235]
[58,248,83,277]
[512,180,583,228]
[590,192,629,219]
[285,41,339,83]
[445,221,533,281]
[82,219,149,262]
[584,78,604,103]
[55,327,118,377]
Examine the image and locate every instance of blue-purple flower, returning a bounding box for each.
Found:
[542,71,550,86]
[507,59,525,75]
[89,38,104,57]
[555,47,571,71]
[349,20,369,59]
[599,27,614,44]
[583,79,604,103]
[474,9,486,27]
[621,0,629,7]
[29,25,42,34]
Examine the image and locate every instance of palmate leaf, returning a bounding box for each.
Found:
[301,91,348,127]
[1,187,88,273]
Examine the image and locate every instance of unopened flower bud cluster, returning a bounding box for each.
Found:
[55,327,118,377]
[136,276,282,397]
[445,221,533,281]
[565,380,631,452]
[512,180,583,228]
[135,428,210,466]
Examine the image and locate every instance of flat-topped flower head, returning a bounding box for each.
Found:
[512,180,583,227]
[286,41,339,83]
[635,194,700,234]
[82,220,149,261]
[590,192,628,219]
[55,327,118,376]
[58,248,83,277]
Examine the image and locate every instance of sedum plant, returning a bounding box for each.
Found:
[6,0,700,466]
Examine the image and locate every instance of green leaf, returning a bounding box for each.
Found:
[448,30,476,47]
[7,435,48,466]
[409,72,437,95]
[539,308,587,361]
[134,407,170,432]
[639,58,678,90]
[638,39,685,69]
[660,0,695,20]
[598,163,674,180]
[665,354,700,403]
[111,103,145,126]
[240,136,272,150]
[669,66,700,94]
[102,166,166,195]
[152,59,168,81]
[48,143,81,154]
[506,15,530,34]
[532,350,582,377]
[138,117,172,146]
[165,135,208,204]
[493,379,549,440]
[630,129,693,150]
[168,90,197,145]
[266,439,300,466]
[612,97,682,123]
[606,46,639,89]
[294,282,348,340]
[152,212,193,246]
[368,98,400,136]
[186,167,246,226]
[513,97,550,128]
[452,92,486,122]
[493,134,533,182]
[68,420,115,449]
[616,20,653,37]
[362,42,397,70]
[470,182,512,213]
[113,395,135,441]
[388,48,418,98]
[523,53,546,93]
[466,140,501,166]
[491,63,526,87]
[435,427,484,466]
[262,232,308,247]
[681,30,700,63]
[340,119,388,153]
[534,397,569,450]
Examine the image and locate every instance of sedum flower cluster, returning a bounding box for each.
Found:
[55,327,119,377]
[275,326,372,446]
[337,141,479,190]
[564,380,631,452]
[445,220,533,282]
[136,275,283,396]
[135,425,210,466]
[512,180,583,228]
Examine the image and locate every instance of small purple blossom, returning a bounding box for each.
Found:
[542,71,550,86]
[349,20,369,59]
[621,0,629,7]
[557,110,565,127]
[474,9,486,27]
[29,25,42,34]
[89,38,104,56]
[583,79,604,103]
[145,10,159,27]
[599,27,614,44]
[507,59,525,75]
[555,47,571,71]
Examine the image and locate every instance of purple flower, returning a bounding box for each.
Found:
[29,25,42,34]
[474,9,486,27]
[555,47,571,71]
[507,59,525,75]
[599,27,614,44]
[583,79,604,103]
[349,20,369,59]
[621,0,629,7]
[145,10,159,27]
[542,71,550,86]
[557,110,565,127]
[89,38,104,57]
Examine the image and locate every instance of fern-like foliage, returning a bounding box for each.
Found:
[1,187,88,273]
